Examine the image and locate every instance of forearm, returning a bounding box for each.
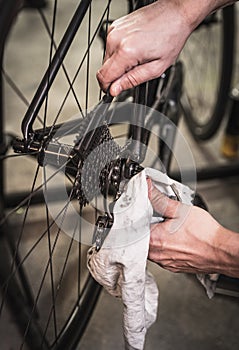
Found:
[216,226,239,277]
[179,0,238,31]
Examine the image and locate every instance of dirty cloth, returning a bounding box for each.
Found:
[87,168,194,350]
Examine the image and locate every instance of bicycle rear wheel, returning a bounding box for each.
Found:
[0,1,130,349]
[0,1,163,349]
[181,5,235,141]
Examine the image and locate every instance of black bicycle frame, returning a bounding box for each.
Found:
[21,0,92,140]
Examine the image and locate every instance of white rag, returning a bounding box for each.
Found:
[87,168,194,349]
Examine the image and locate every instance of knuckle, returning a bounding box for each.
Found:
[96,69,105,81]
[126,73,139,87]
[96,71,108,91]
[96,70,105,84]
[120,40,137,58]
[118,73,138,92]
[106,24,120,46]
[106,30,115,46]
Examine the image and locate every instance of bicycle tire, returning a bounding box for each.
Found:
[0,1,159,349]
[181,5,235,141]
[1,2,103,348]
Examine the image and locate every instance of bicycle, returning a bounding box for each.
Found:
[181,4,235,141]
[0,1,236,349]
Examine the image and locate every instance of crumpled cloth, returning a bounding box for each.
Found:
[197,273,220,299]
[87,168,194,350]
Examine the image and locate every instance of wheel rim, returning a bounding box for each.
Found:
[180,8,234,139]
[0,1,128,348]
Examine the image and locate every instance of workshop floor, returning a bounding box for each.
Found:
[1,1,239,350]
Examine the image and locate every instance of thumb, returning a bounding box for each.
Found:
[147,178,180,219]
[110,60,165,96]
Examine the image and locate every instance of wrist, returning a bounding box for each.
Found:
[179,0,236,31]
[215,226,239,277]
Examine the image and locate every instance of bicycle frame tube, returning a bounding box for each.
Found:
[21,0,92,140]
[0,51,5,214]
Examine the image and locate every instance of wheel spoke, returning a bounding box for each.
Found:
[0,1,132,348]
[38,6,83,115]
[49,0,113,134]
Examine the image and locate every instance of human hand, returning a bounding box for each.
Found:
[97,0,237,96]
[97,0,192,96]
[147,179,239,277]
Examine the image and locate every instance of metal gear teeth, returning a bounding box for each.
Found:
[72,114,121,206]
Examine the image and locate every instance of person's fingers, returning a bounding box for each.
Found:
[97,48,139,94]
[147,178,180,218]
[109,59,169,96]
[97,57,168,96]
[148,223,163,255]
